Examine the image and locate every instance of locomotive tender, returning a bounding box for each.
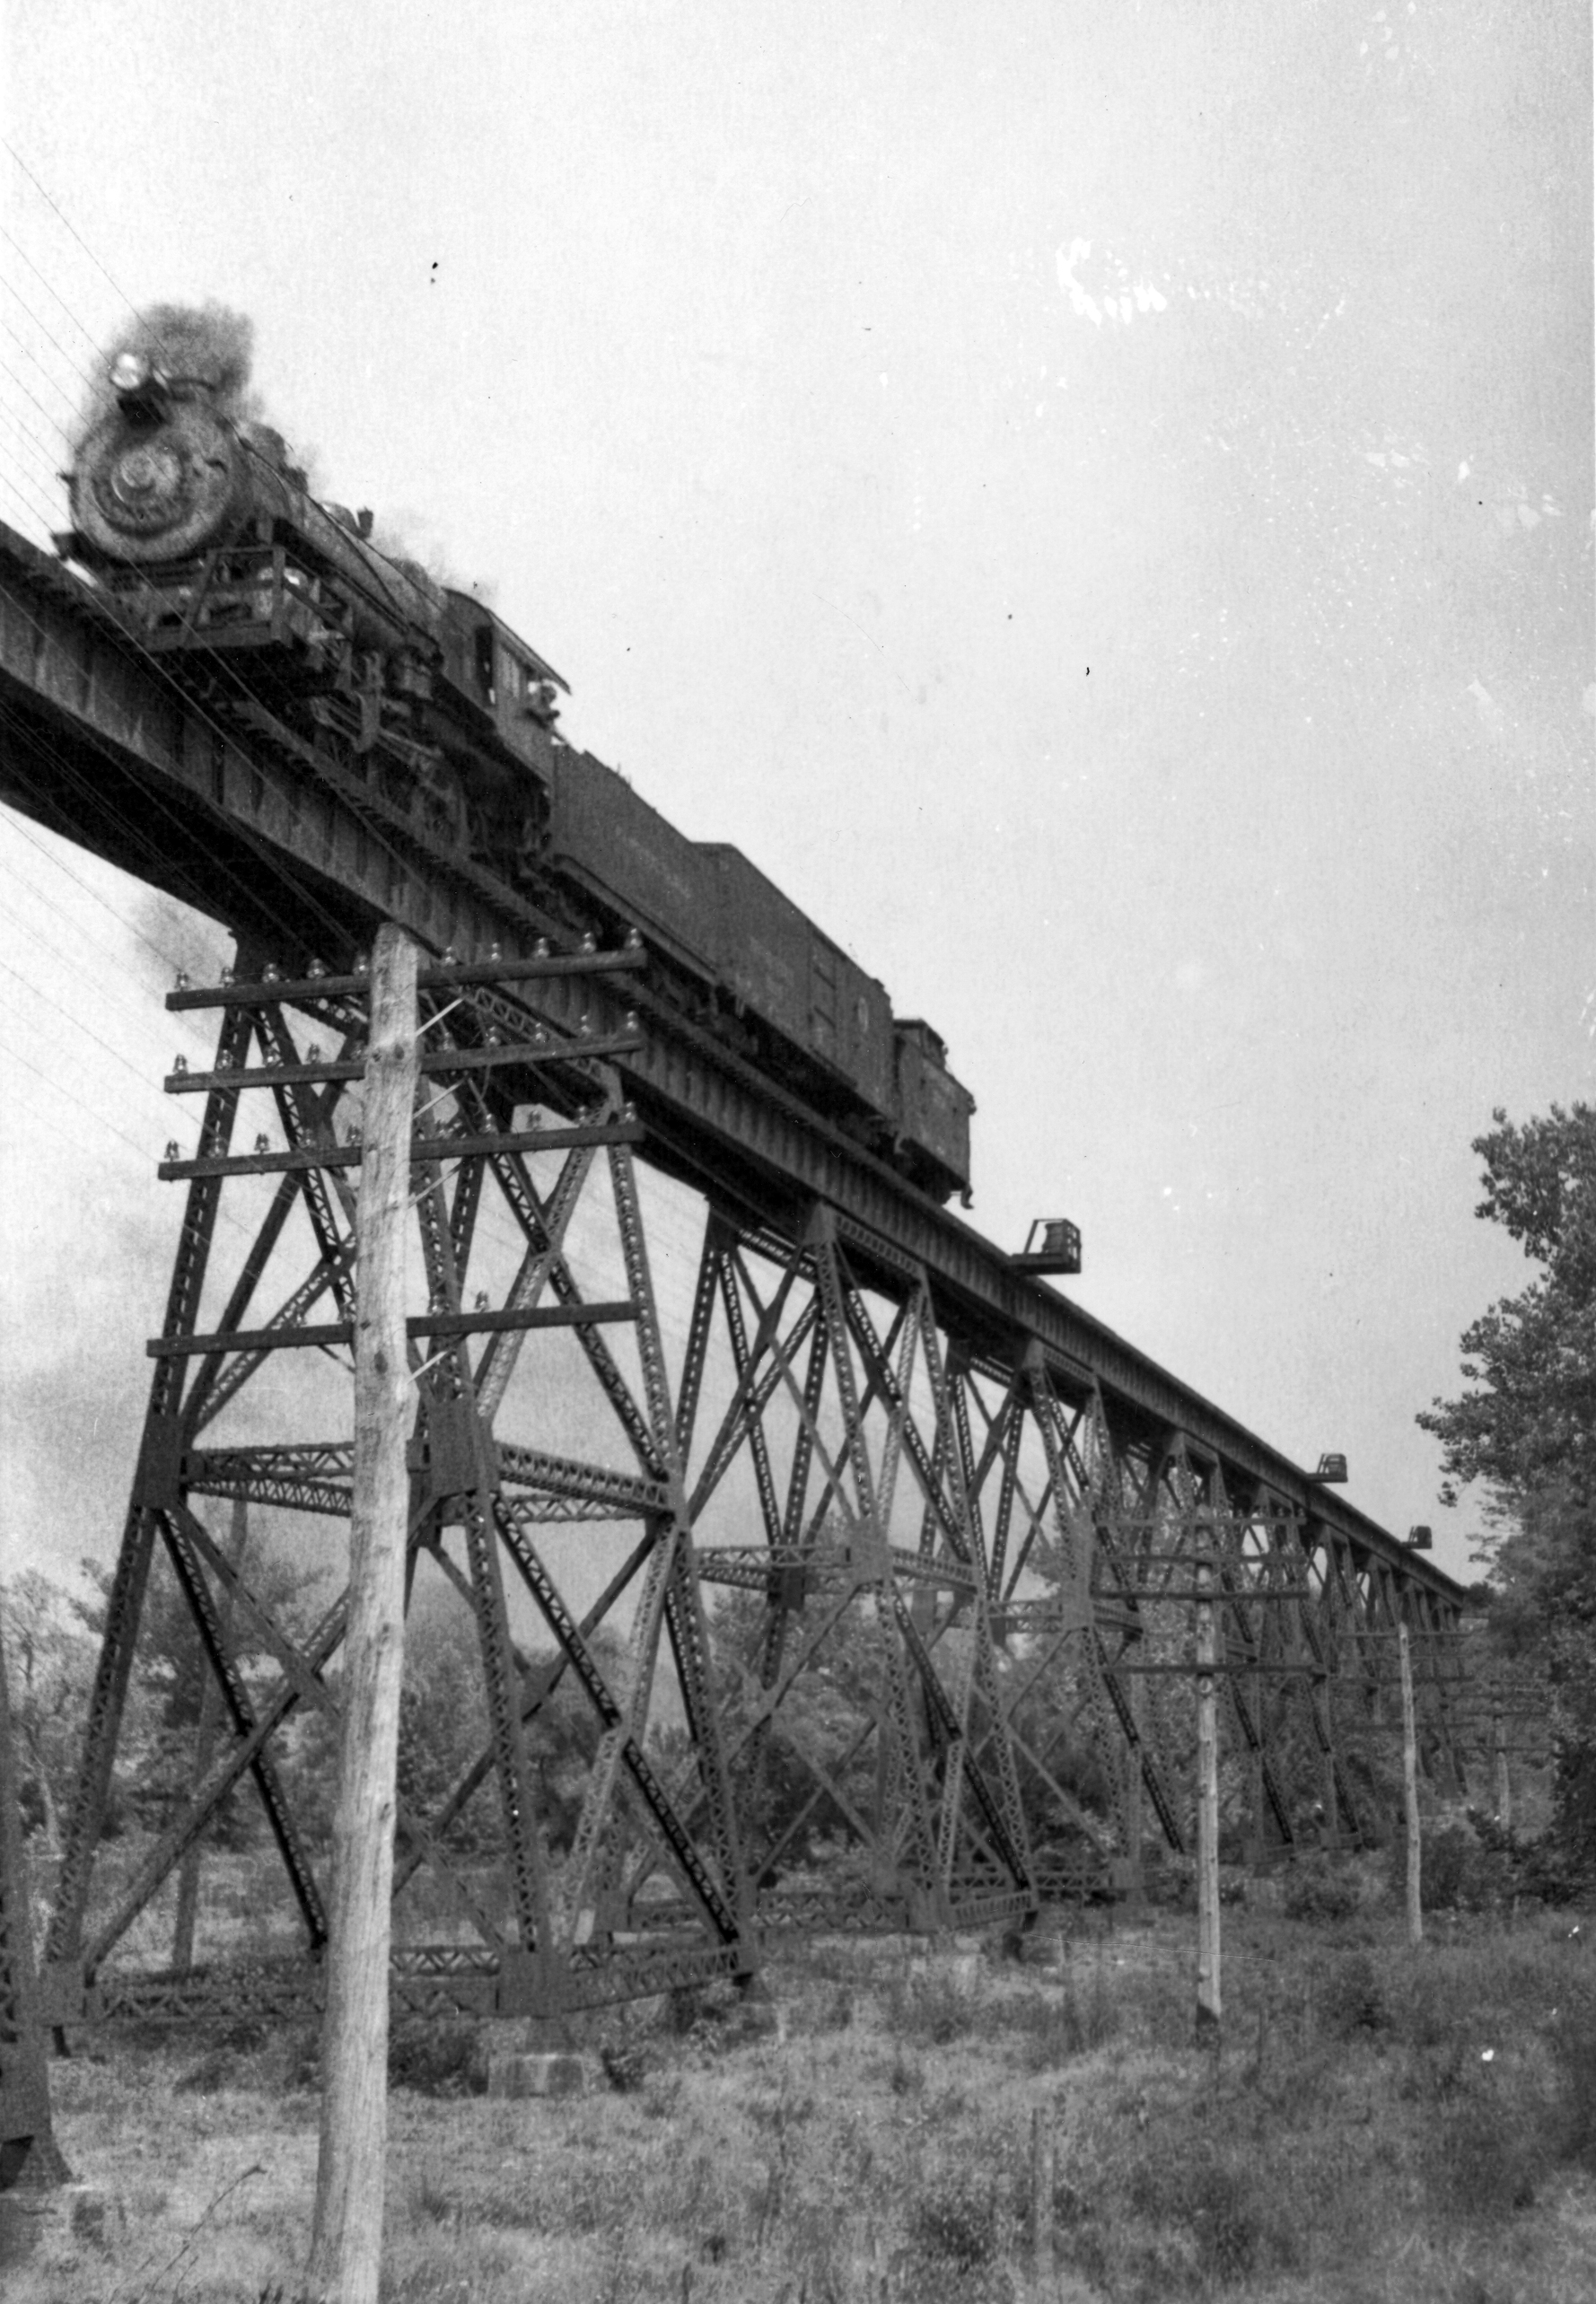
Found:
[61,346,975,1199]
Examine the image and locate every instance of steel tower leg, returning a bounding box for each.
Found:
[0,1611,68,2187]
[31,946,756,2036]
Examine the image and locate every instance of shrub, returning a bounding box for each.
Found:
[905,2159,1011,2273]
[1470,1808,1594,1905]
[887,1964,983,2046]
[1424,1822,1500,1912]
[1147,1857,1197,1913]
[173,2045,242,2094]
[1283,1852,1360,1921]
[278,2021,322,2092]
[1388,1817,1511,1913]
[386,2015,483,2096]
[665,1975,741,2042]
[1315,1949,1389,2040]
[1390,1961,1463,2056]
[599,2035,653,2092]
[1012,1966,1119,2068]
[883,2038,924,2097]
[1545,1989,1596,2165]
[1422,2054,1555,2217]
[819,1983,855,2028]
[1124,2138,1305,2287]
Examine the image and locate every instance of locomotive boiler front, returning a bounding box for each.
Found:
[68,355,253,566]
[65,355,443,663]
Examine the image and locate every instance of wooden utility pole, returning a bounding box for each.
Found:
[305,924,418,2304]
[1493,1695,1512,1830]
[1399,1624,1423,1948]
[1194,1551,1221,2033]
[1029,2106,1055,2275]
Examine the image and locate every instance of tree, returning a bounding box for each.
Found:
[0,1564,101,1849]
[390,1581,627,1862]
[1418,1103,1596,1853]
[78,1536,333,1846]
[1419,1103,1596,1505]
[706,1580,883,1879]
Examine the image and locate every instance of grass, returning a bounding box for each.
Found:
[10,1888,1596,2301]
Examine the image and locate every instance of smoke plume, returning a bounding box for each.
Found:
[74,300,263,451]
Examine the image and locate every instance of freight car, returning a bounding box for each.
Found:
[58,344,976,1199]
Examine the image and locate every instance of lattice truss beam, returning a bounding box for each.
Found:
[39,951,750,2026]
[28,951,1478,2030]
[1063,1423,1476,1865]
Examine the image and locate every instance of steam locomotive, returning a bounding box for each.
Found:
[61,348,975,1199]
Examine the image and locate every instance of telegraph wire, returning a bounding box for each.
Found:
[0,309,74,399]
[3,143,144,321]
[0,850,224,1058]
[0,202,441,954]
[0,352,76,449]
[0,162,592,1038]
[0,267,108,392]
[0,1021,201,1179]
[0,165,715,1495]
[0,401,66,488]
[0,802,206,976]
[0,947,210,1115]
[0,660,315,946]
[0,366,390,955]
[0,163,703,1342]
[0,224,106,355]
[0,655,625,1292]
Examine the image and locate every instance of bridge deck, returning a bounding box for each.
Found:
[0,518,1462,1602]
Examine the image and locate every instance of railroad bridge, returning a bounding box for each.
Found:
[0,517,1474,2166]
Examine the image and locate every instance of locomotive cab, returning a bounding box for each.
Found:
[432,591,572,868]
[439,591,569,775]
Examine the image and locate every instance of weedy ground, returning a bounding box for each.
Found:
[10,1886,1596,2303]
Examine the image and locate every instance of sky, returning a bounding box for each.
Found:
[0,0,1590,1592]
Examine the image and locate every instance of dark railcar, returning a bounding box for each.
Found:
[698,843,894,1117]
[547,749,718,980]
[60,343,979,1205]
[892,1020,975,1199]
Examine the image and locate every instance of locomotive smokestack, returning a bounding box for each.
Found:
[107,350,170,425]
[73,301,261,458]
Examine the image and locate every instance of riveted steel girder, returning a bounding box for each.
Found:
[0,523,1484,2134]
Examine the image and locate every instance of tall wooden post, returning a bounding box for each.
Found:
[1493,1695,1512,1829]
[1399,1625,1423,1948]
[1029,2105,1055,2275]
[1194,1552,1221,2033]
[305,924,418,2304]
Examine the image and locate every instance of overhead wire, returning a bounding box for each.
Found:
[0,800,215,976]
[0,1020,204,1181]
[0,870,225,1101]
[0,215,434,966]
[0,308,559,1299]
[0,170,730,1676]
[0,223,106,356]
[0,195,586,1070]
[0,153,704,1365]
[0,942,206,1097]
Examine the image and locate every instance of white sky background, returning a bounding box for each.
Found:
[0,0,1590,1590]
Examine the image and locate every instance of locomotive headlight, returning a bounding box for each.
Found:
[110,351,152,394]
